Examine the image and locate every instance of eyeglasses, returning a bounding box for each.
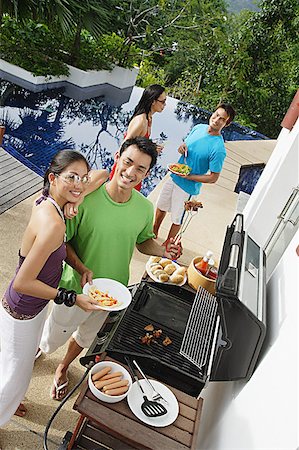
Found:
[56,173,90,185]
[156,98,166,104]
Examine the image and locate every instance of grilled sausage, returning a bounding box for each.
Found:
[91,366,111,382]
[105,385,129,396]
[94,376,122,390]
[102,379,129,392]
[100,371,123,381]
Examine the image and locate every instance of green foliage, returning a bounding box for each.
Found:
[61,31,141,70]
[0,15,69,77]
[136,59,167,87]
[0,16,140,77]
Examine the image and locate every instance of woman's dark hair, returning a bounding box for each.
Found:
[119,137,158,171]
[131,84,165,121]
[43,150,89,196]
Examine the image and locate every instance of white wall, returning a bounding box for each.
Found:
[197,121,299,450]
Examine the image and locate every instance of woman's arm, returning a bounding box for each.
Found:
[136,238,182,260]
[65,243,93,287]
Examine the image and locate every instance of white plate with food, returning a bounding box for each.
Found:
[83,278,131,311]
[167,163,191,176]
[127,379,179,427]
[146,256,187,286]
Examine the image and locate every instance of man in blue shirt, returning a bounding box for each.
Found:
[154,103,236,244]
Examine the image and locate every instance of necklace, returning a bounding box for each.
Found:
[47,196,67,242]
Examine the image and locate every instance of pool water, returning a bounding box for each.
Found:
[0,81,268,197]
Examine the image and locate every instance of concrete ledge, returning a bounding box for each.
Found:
[0,58,139,91]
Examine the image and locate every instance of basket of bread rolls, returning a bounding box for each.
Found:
[146,256,187,285]
[187,256,218,295]
[89,361,132,403]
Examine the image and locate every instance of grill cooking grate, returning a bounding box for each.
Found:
[180,286,218,369]
[106,311,202,379]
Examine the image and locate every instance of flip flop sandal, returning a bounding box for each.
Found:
[14,403,27,417]
[35,349,42,360]
[51,377,69,401]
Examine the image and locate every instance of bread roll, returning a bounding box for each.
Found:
[152,268,166,276]
[164,264,176,275]
[160,259,172,268]
[150,263,163,272]
[159,273,169,282]
[174,266,187,276]
[149,256,161,264]
[170,273,184,284]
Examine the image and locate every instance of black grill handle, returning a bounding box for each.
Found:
[218,214,243,297]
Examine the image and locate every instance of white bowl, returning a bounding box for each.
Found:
[88,361,132,403]
[83,278,132,311]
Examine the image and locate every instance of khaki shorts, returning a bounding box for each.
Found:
[156,177,192,224]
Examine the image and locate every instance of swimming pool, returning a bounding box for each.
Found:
[0,80,269,197]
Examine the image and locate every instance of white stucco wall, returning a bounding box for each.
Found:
[197,119,299,450]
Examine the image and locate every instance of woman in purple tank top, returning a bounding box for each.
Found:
[0,150,102,427]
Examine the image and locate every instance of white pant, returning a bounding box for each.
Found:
[40,303,109,353]
[0,302,47,427]
[156,177,192,224]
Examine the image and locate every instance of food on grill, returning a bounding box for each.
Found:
[169,163,191,175]
[159,273,169,282]
[153,329,162,338]
[149,256,161,264]
[91,366,111,381]
[164,263,176,275]
[184,200,203,211]
[92,366,129,396]
[88,287,121,308]
[163,336,173,346]
[140,333,155,346]
[170,273,184,284]
[140,326,171,347]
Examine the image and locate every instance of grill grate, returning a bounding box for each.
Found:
[180,286,218,369]
[106,310,202,379]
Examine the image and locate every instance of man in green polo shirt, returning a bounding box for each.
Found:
[40,137,182,400]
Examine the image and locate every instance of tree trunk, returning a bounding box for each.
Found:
[70,22,82,66]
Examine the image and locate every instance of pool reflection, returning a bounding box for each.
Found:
[0,81,268,197]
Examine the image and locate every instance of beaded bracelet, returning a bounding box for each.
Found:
[54,288,67,305]
[54,288,76,307]
[64,290,77,307]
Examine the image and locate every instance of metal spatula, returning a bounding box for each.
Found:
[125,357,167,418]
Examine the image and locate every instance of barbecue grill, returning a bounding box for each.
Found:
[80,214,266,397]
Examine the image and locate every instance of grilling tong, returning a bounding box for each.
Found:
[125,357,167,418]
[174,200,203,244]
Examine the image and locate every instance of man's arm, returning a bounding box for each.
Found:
[65,243,93,287]
[136,238,182,260]
[183,171,220,184]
